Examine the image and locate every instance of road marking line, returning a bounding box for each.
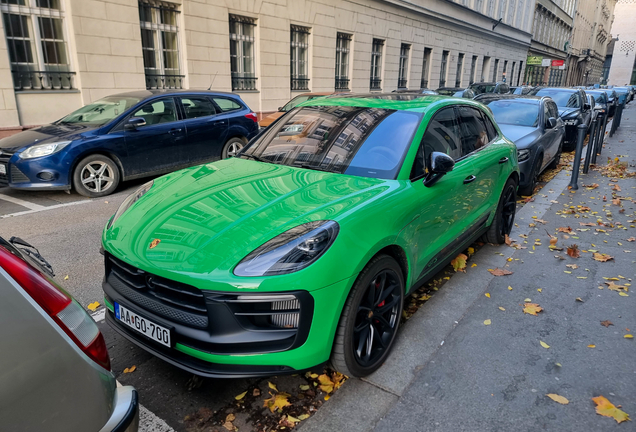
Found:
[0,193,45,210]
[1,198,91,218]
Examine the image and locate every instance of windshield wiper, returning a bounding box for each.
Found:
[9,236,55,277]
[239,153,270,163]
[299,164,332,173]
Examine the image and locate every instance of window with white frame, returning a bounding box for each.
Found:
[138,1,182,90]
[335,32,351,90]
[290,25,310,91]
[421,47,432,88]
[469,55,477,84]
[370,38,383,90]
[440,50,449,87]
[0,0,73,90]
[455,53,464,87]
[229,14,257,91]
[398,43,410,88]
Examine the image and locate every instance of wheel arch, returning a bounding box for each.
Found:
[71,150,126,183]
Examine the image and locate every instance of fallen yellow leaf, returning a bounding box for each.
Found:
[485,293,491,298]
[87,301,100,311]
[546,393,569,405]
[299,385,310,391]
[592,395,631,423]
[508,286,513,291]
[499,307,505,311]
[298,414,310,420]
[64,275,69,280]
[484,319,491,325]
[268,382,278,391]
[540,340,550,349]
[263,392,291,413]
[523,303,543,316]
[588,344,596,348]
[123,365,136,373]
[451,253,468,272]
[235,391,247,400]
[619,292,629,297]
[625,334,634,339]
[537,288,542,293]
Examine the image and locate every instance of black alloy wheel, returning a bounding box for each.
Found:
[331,255,404,377]
[482,177,517,244]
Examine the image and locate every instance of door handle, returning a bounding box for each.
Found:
[463,175,477,184]
[169,128,183,135]
[498,157,509,164]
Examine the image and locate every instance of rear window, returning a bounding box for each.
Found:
[240,105,422,180]
[483,100,539,127]
[534,90,580,108]
[470,84,496,94]
[213,97,242,112]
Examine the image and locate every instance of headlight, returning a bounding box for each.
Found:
[19,141,71,159]
[107,180,154,229]
[517,149,531,162]
[234,220,339,277]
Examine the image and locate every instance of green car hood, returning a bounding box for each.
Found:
[103,158,389,286]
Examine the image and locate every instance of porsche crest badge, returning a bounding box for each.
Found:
[149,239,161,249]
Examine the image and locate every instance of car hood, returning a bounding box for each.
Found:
[0,123,97,152]
[103,158,391,282]
[558,107,579,118]
[498,124,541,148]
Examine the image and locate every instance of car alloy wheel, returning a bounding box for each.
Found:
[73,154,120,198]
[482,177,517,244]
[331,255,404,377]
[222,138,245,159]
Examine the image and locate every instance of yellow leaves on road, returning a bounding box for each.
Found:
[64,275,69,280]
[619,292,629,297]
[540,341,550,349]
[263,392,291,413]
[235,391,247,400]
[627,237,636,242]
[451,253,468,272]
[612,198,621,206]
[593,252,614,262]
[624,334,633,339]
[557,226,573,233]
[605,281,628,292]
[508,286,513,291]
[600,320,614,327]
[546,394,569,405]
[583,183,599,190]
[588,344,596,348]
[566,264,578,269]
[87,301,100,311]
[566,244,580,258]
[123,365,136,373]
[317,372,346,395]
[593,395,631,423]
[523,303,543,316]
[268,382,278,391]
[223,413,236,431]
[485,293,491,298]
[488,268,513,276]
[498,307,505,311]
[483,319,491,325]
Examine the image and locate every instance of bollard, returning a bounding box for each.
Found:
[568,124,587,190]
[591,112,604,165]
[598,111,608,156]
[583,117,597,174]
[615,102,625,129]
[609,104,618,137]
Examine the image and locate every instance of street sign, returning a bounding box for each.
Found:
[541,59,552,67]
[527,56,543,65]
[551,59,565,67]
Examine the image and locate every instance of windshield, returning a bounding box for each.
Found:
[587,92,607,104]
[240,106,421,180]
[483,100,539,127]
[281,95,325,112]
[469,84,495,94]
[534,90,580,108]
[57,96,142,126]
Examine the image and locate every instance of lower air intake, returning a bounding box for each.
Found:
[271,299,300,328]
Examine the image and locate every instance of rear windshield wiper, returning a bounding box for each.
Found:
[9,236,55,277]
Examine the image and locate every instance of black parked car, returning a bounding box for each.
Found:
[479,94,564,196]
[586,90,610,118]
[599,89,618,117]
[528,87,590,150]
[510,85,534,95]
[469,81,510,97]
[436,87,476,98]
[0,90,259,197]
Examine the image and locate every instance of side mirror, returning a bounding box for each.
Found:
[278,107,283,111]
[548,117,557,128]
[124,117,146,130]
[424,152,455,187]
[583,103,591,112]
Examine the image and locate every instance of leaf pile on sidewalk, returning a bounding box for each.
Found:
[184,369,347,431]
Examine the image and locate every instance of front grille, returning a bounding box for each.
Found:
[0,152,11,185]
[10,165,29,183]
[106,254,208,328]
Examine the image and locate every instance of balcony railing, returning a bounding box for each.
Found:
[145,74,185,90]
[420,78,428,89]
[232,75,258,91]
[11,70,76,91]
[335,77,349,90]
[291,77,309,91]
[370,77,382,90]
[397,78,408,89]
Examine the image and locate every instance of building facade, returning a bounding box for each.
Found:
[524,0,575,86]
[565,0,616,86]
[0,0,534,133]
[606,0,636,85]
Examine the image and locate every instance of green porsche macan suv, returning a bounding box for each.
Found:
[101,95,519,378]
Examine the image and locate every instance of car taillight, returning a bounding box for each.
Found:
[0,246,111,370]
[245,112,258,123]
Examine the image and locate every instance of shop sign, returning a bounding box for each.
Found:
[551,59,565,67]
[527,56,543,65]
[541,58,552,67]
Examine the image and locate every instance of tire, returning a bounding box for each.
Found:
[547,140,563,170]
[481,177,517,244]
[330,254,404,377]
[518,155,541,197]
[73,154,120,198]
[221,137,245,159]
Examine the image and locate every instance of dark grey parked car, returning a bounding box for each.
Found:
[469,81,510,96]
[0,236,138,432]
[586,90,610,117]
[436,87,476,98]
[479,95,565,196]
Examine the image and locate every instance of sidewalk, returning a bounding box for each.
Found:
[300,103,636,432]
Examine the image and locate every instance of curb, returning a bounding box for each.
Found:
[299,168,576,432]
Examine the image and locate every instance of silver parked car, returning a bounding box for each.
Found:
[0,236,139,432]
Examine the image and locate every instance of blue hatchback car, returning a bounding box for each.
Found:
[0,90,259,197]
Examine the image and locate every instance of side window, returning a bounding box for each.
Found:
[180,97,217,119]
[457,106,489,154]
[543,103,551,128]
[131,98,177,126]
[213,97,242,112]
[411,107,462,179]
[547,101,559,118]
[479,109,498,142]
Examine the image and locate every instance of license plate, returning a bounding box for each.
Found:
[115,302,171,347]
[0,164,6,175]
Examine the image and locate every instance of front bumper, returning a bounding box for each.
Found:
[99,386,139,432]
[0,152,72,190]
[102,254,354,377]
